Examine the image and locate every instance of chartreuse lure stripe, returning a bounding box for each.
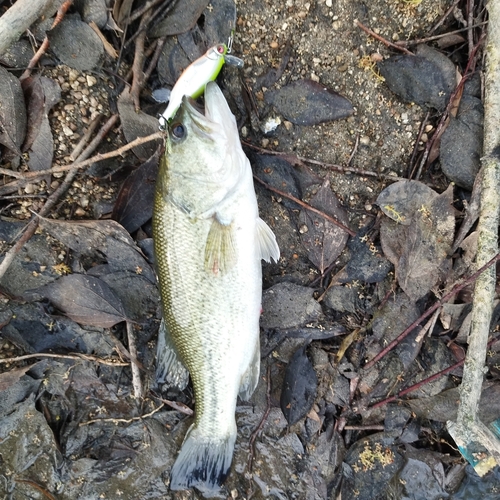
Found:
[159,44,227,129]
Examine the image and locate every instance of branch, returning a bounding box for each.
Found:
[0,0,52,56]
[447,0,500,475]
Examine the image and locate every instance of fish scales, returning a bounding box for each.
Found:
[153,82,279,495]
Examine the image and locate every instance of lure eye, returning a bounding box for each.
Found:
[171,123,185,140]
[216,44,225,54]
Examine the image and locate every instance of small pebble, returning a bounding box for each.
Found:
[86,75,97,87]
[62,125,73,137]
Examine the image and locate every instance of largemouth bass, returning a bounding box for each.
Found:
[153,81,280,494]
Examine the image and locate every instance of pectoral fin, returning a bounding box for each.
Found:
[256,217,280,263]
[155,319,190,390]
[204,218,237,275]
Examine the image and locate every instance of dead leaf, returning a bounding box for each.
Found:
[31,274,127,328]
[0,365,33,392]
[0,65,26,154]
[298,180,349,273]
[376,180,438,226]
[117,89,161,160]
[379,182,455,301]
[280,345,318,425]
[112,151,160,233]
[39,218,155,283]
[397,185,454,300]
[21,76,61,173]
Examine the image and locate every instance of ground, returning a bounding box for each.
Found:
[0,0,499,499]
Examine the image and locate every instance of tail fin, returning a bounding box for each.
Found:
[170,423,236,494]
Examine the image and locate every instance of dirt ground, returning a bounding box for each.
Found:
[0,0,499,499]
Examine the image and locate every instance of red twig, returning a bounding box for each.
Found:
[368,336,499,411]
[363,252,500,371]
[253,175,356,237]
[247,364,272,472]
[20,0,73,80]
[355,20,414,55]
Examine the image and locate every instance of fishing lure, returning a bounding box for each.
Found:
[158,44,228,129]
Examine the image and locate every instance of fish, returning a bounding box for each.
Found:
[158,44,227,129]
[153,81,280,494]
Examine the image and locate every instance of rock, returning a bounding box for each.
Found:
[261,281,323,330]
[48,14,104,71]
[440,95,484,190]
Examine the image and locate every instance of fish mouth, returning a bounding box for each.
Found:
[179,96,218,138]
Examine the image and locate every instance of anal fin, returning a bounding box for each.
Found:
[204,218,236,275]
[256,217,280,263]
[155,318,190,390]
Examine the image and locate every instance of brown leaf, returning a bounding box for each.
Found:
[33,274,127,328]
[379,182,455,301]
[39,218,155,283]
[376,180,438,226]
[21,76,61,174]
[0,65,26,154]
[112,151,160,233]
[298,180,349,273]
[0,365,33,392]
[21,76,61,152]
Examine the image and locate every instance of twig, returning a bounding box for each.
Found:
[243,141,408,182]
[368,336,498,411]
[467,0,475,58]
[0,115,120,281]
[363,252,500,371]
[355,20,414,55]
[126,320,143,399]
[0,131,163,185]
[427,0,461,35]
[125,0,165,24]
[152,394,194,416]
[408,110,429,179]
[0,352,129,366]
[20,0,72,80]
[395,22,488,47]
[69,114,103,161]
[79,403,165,426]
[449,0,500,472]
[347,133,360,167]
[0,167,24,179]
[13,478,57,500]
[144,36,167,83]
[253,175,356,237]
[130,11,152,110]
[0,0,52,56]
[247,364,272,473]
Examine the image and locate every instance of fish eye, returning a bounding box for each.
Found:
[171,123,185,140]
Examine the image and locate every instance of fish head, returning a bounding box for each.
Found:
[160,83,246,218]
